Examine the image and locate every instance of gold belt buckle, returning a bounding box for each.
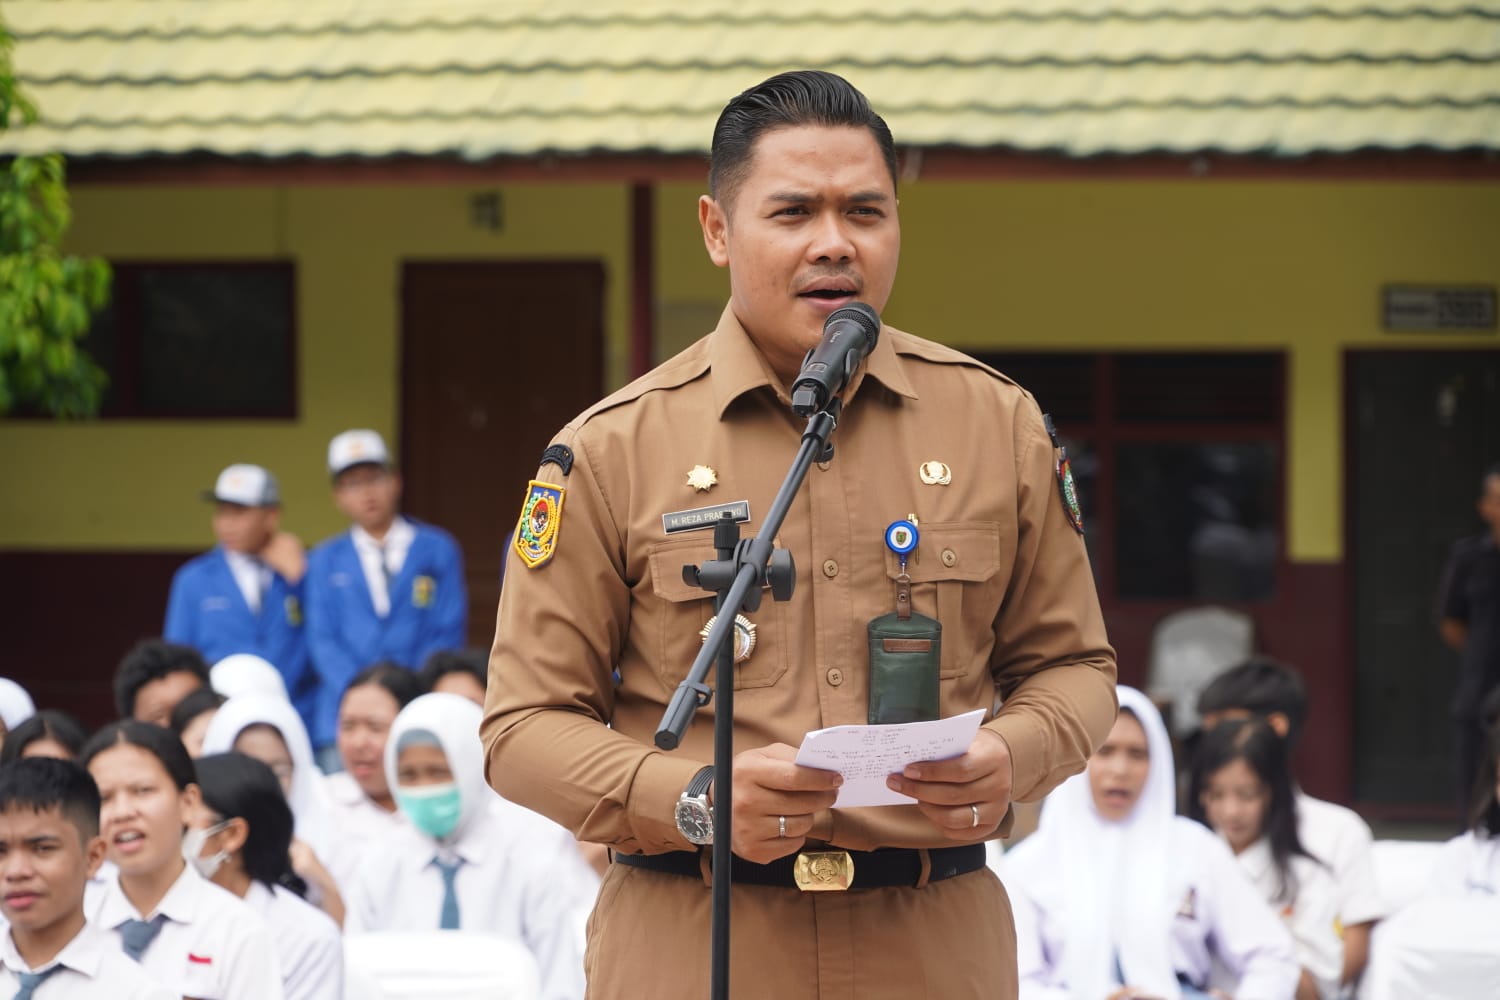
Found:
[793,850,854,892]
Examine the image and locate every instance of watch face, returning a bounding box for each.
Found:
[675,799,713,844]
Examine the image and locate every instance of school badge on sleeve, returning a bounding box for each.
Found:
[515,481,566,569]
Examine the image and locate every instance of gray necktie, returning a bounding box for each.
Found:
[119,914,167,962]
[12,966,59,1000]
[432,856,463,930]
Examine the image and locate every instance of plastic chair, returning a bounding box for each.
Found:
[1364,896,1500,1000]
[343,930,541,1000]
[1146,606,1254,738]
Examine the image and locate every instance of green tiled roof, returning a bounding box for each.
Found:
[3,1,1496,160]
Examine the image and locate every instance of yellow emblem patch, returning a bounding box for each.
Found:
[284,594,303,627]
[515,481,566,569]
[412,575,436,608]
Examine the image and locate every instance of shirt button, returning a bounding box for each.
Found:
[941,548,957,567]
[826,668,844,686]
[822,559,839,578]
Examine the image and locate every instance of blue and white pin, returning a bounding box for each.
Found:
[885,518,920,576]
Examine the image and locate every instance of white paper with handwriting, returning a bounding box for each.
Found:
[793,709,986,808]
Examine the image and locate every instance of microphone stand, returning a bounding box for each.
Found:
[656,398,843,1000]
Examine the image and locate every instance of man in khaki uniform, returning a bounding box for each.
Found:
[482,70,1117,1000]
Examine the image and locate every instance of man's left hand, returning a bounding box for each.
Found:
[884,728,1013,839]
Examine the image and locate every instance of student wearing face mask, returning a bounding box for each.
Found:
[345,692,599,1000]
[80,721,283,1000]
[187,752,343,1000]
[198,693,342,924]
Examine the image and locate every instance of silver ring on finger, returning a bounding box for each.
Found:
[778,815,788,838]
[970,804,980,829]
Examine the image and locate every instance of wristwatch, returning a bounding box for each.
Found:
[674,766,715,845]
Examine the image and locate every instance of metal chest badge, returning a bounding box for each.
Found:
[515,480,566,569]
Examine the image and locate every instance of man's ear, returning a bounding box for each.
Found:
[1266,712,1291,739]
[84,834,108,879]
[699,195,730,268]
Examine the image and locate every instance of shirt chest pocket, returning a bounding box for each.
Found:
[882,522,1005,680]
[643,534,788,691]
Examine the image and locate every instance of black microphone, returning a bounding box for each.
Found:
[790,302,881,416]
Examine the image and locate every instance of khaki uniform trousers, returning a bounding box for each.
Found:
[584,857,1018,1000]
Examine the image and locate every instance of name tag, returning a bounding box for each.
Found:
[662,501,751,535]
[200,597,231,612]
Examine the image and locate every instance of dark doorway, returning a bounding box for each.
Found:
[1349,350,1500,805]
[401,261,606,649]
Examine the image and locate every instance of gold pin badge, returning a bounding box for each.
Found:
[686,465,718,492]
[699,613,756,662]
[919,461,952,485]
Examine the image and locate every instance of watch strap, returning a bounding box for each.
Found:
[684,765,715,800]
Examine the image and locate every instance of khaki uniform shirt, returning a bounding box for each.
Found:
[482,307,1117,856]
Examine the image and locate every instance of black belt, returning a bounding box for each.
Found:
[613,843,985,891]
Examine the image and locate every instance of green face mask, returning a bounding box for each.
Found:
[396,782,463,839]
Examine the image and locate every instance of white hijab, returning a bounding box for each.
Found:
[210,654,289,702]
[1031,685,1181,1000]
[384,693,489,842]
[0,679,36,731]
[200,692,332,857]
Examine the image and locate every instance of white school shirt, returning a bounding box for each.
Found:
[87,864,285,1000]
[222,550,272,615]
[323,770,409,897]
[242,881,343,1000]
[346,798,599,1000]
[350,517,415,617]
[1230,838,1344,1000]
[1426,830,1500,898]
[0,921,174,1000]
[1295,792,1387,926]
[1006,817,1299,1000]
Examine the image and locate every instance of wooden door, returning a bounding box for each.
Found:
[401,261,605,649]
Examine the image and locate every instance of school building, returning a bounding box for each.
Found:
[1,1,1497,813]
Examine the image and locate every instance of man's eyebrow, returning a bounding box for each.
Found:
[764,190,891,205]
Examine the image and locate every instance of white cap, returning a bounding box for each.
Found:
[329,429,391,478]
[204,464,280,507]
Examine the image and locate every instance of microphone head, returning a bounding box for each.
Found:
[826,301,881,349]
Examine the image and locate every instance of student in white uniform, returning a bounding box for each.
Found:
[80,720,284,1000]
[1198,658,1386,987]
[0,757,174,1000]
[198,693,343,923]
[1191,717,1343,999]
[1003,685,1298,1000]
[324,664,422,896]
[1427,722,1500,898]
[346,692,599,1000]
[189,752,343,999]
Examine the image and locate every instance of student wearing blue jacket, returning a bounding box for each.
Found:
[305,430,467,759]
[164,464,313,723]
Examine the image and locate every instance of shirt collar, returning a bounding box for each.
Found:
[352,515,413,554]
[96,863,202,928]
[1,920,109,979]
[706,304,918,419]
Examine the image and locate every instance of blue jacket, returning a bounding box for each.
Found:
[163,547,314,722]
[305,521,467,747]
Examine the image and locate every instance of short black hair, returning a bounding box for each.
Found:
[0,756,102,842]
[196,752,304,896]
[1197,656,1308,748]
[112,639,210,719]
[80,720,197,792]
[418,648,488,696]
[708,70,898,207]
[169,686,228,737]
[0,711,90,766]
[344,662,425,712]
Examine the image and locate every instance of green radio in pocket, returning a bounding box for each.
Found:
[867,609,941,725]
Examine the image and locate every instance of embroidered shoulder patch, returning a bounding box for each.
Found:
[515,481,566,568]
[1057,449,1084,535]
[540,444,574,476]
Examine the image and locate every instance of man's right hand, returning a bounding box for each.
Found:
[714,743,841,863]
